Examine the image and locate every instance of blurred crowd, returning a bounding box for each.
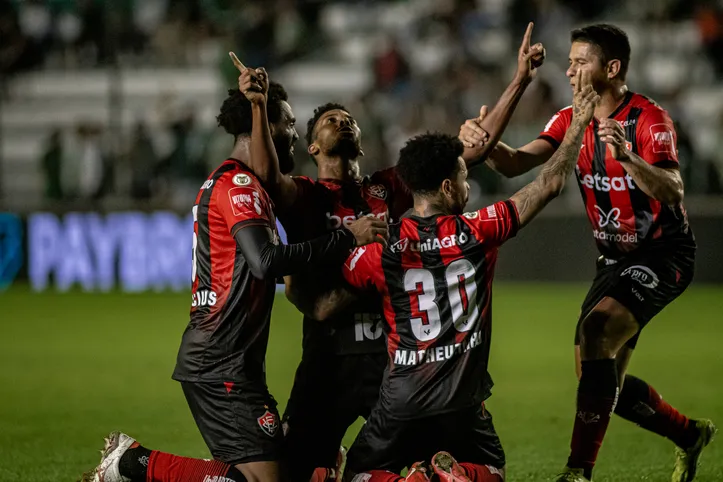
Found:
[3,0,723,209]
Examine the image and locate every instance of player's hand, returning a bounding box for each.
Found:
[458,105,490,148]
[229,52,268,106]
[347,217,389,248]
[598,118,631,161]
[515,22,545,83]
[571,70,599,127]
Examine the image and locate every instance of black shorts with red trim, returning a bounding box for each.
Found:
[345,403,505,475]
[180,381,283,465]
[575,238,695,349]
[282,350,387,482]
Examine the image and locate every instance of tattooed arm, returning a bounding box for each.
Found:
[510,72,599,227]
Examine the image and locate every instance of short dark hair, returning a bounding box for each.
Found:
[216,81,289,138]
[396,133,464,195]
[305,102,348,146]
[571,24,631,80]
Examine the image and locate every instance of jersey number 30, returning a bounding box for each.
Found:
[404,259,479,342]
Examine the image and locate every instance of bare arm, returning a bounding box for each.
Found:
[486,139,555,178]
[462,22,544,168]
[619,158,683,205]
[597,118,684,204]
[231,54,300,211]
[284,275,359,321]
[510,74,598,226]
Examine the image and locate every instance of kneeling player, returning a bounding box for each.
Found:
[331,74,599,481]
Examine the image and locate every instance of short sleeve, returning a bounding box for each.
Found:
[637,107,679,168]
[460,200,520,247]
[214,172,272,234]
[342,244,383,292]
[537,106,573,150]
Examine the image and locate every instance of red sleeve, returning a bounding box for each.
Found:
[537,106,573,149]
[636,106,679,168]
[214,172,272,234]
[460,200,520,247]
[342,244,383,292]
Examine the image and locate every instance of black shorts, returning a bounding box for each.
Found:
[181,381,283,466]
[345,403,505,475]
[576,242,695,349]
[282,351,387,482]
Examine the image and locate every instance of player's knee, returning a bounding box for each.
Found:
[579,299,638,354]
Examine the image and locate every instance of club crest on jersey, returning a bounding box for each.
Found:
[368,184,387,200]
[463,211,479,220]
[257,410,278,437]
[625,140,633,151]
[233,173,252,186]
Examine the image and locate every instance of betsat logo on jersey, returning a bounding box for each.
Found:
[577,169,636,193]
[326,210,388,230]
[389,232,469,254]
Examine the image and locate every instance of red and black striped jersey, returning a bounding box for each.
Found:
[278,167,413,355]
[173,159,279,383]
[538,92,694,259]
[342,200,519,419]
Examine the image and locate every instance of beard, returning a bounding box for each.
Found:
[328,136,361,160]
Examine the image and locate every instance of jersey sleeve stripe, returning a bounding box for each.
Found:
[537,134,561,150]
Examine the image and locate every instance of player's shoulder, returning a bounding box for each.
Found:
[631,92,673,121]
[543,105,573,129]
[212,160,263,190]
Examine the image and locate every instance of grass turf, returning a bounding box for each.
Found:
[1,283,721,482]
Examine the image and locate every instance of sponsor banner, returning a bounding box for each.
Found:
[1,211,288,292]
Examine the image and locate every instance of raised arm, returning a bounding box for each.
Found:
[510,71,598,227]
[230,53,301,211]
[461,22,545,168]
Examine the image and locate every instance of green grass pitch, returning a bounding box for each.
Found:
[1,283,722,482]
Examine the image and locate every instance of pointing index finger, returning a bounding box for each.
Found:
[522,22,534,50]
[229,52,246,72]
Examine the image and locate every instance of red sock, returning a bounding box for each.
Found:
[459,463,504,481]
[614,375,698,448]
[567,359,619,479]
[310,467,335,482]
[351,470,403,482]
[146,450,241,482]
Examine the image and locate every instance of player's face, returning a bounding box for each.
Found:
[310,109,362,160]
[567,41,610,93]
[445,157,470,215]
[271,101,298,174]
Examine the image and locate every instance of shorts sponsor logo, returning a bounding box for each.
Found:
[650,124,675,154]
[368,184,387,200]
[232,173,252,186]
[595,206,621,229]
[257,410,279,437]
[621,265,659,289]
